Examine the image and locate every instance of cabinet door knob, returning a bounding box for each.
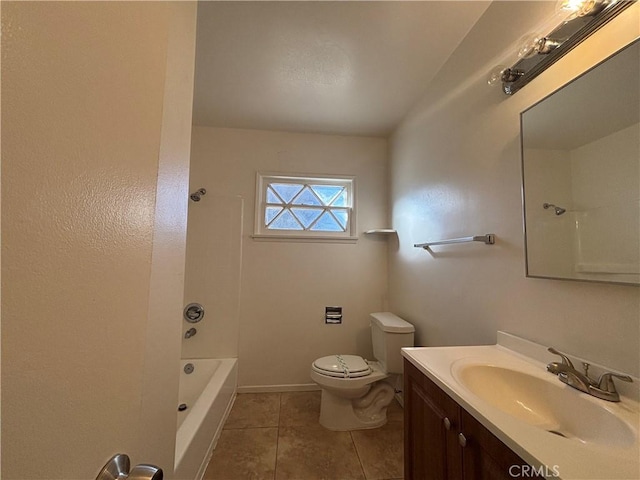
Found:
[443,417,451,430]
[458,433,467,447]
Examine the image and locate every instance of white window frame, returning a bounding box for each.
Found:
[253,172,357,242]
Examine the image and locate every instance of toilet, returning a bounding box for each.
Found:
[310,312,415,431]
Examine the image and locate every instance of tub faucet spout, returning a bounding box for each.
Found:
[184,327,197,339]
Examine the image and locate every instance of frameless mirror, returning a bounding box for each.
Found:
[521,40,639,285]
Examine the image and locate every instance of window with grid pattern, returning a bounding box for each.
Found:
[254,173,356,240]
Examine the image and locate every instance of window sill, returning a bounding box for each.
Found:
[251,234,358,244]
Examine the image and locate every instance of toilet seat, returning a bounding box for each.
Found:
[312,354,372,378]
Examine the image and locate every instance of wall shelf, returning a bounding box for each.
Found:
[364,229,397,235]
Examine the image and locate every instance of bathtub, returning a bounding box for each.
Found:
[174,358,237,480]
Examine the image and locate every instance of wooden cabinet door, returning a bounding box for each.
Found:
[404,360,463,480]
[460,409,542,480]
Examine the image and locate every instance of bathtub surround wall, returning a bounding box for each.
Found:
[189,127,389,389]
[2,2,197,479]
[178,194,241,478]
[182,195,243,359]
[389,2,640,376]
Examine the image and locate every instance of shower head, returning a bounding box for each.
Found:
[190,188,206,202]
[543,203,566,216]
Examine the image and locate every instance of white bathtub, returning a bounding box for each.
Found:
[174,358,237,480]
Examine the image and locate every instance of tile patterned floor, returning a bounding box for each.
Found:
[203,391,404,480]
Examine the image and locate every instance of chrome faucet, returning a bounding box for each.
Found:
[546,347,633,402]
[184,327,197,339]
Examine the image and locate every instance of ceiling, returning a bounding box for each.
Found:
[192,1,491,137]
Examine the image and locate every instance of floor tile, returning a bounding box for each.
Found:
[206,391,405,480]
[224,392,281,429]
[279,391,321,427]
[351,421,404,480]
[203,427,278,480]
[276,425,365,480]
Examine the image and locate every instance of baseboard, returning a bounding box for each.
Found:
[237,383,321,393]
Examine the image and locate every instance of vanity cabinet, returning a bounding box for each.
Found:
[404,359,541,480]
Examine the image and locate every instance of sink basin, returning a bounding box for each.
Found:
[453,364,636,447]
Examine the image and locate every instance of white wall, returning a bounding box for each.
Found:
[189,127,390,388]
[389,2,640,376]
[1,2,196,478]
[182,195,243,359]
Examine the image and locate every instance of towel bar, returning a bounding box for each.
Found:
[414,234,495,249]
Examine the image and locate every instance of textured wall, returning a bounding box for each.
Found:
[389,2,640,376]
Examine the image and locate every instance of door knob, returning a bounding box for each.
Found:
[128,464,163,480]
[96,454,163,480]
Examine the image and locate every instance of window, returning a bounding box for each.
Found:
[254,173,356,241]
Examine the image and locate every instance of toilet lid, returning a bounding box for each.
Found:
[312,355,372,378]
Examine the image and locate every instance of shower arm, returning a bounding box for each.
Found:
[543,203,566,215]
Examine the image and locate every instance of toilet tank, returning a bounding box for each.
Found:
[370,312,415,374]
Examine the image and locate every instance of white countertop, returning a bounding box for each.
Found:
[402,332,640,480]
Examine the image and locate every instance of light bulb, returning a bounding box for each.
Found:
[487,65,507,86]
[517,33,544,59]
[556,0,599,19]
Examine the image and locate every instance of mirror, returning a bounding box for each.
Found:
[521,40,639,285]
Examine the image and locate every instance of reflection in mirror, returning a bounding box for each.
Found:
[521,40,639,285]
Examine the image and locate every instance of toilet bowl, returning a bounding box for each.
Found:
[310,312,414,431]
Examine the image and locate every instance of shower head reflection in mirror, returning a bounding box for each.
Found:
[543,203,567,216]
[521,40,639,285]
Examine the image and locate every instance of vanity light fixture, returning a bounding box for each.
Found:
[489,0,634,95]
